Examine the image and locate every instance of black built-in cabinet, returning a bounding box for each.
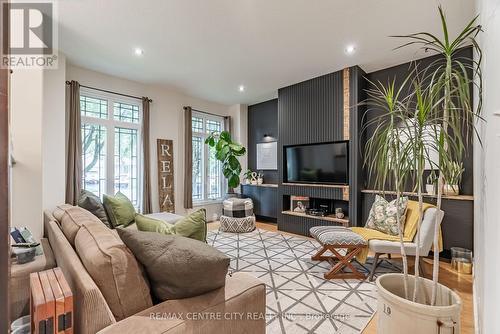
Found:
[241,185,278,221]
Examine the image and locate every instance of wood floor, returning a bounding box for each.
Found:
[208,221,474,333]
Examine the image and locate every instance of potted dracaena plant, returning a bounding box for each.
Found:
[205,131,246,193]
[363,6,482,333]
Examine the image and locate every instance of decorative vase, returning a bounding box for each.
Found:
[425,184,436,195]
[335,208,344,219]
[443,184,459,196]
[376,274,462,334]
[257,177,263,185]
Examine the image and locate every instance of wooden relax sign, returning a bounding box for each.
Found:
[157,139,175,212]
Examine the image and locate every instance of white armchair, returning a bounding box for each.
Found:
[368,207,444,281]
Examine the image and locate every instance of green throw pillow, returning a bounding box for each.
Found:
[174,209,207,242]
[78,190,110,227]
[365,195,408,236]
[135,214,176,235]
[103,192,136,228]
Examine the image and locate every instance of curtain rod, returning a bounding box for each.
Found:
[189,107,229,119]
[65,80,152,103]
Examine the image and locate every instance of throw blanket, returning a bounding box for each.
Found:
[352,201,443,263]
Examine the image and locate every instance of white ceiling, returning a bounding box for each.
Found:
[56,0,475,105]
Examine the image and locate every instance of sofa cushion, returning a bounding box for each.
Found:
[135,214,176,235]
[310,226,367,246]
[103,192,136,228]
[117,228,229,301]
[52,204,104,246]
[78,190,110,227]
[365,195,408,236]
[174,208,207,242]
[75,222,152,320]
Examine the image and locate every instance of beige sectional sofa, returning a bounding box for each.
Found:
[44,205,266,334]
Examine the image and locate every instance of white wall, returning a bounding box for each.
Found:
[10,54,67,238]
[42,55,67,212]
[228,103,249,189]
[66,65,247,221]
[10,69,44,237]
[474,0,500,333]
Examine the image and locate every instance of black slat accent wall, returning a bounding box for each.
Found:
[349,66,367,226]
[277,69,359,235]
[281,184,344,199]
[278,72,344,145]
[248,99,279,184]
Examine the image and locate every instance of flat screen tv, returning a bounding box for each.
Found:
[284,141,348,185]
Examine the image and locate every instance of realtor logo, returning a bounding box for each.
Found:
[1,0,58,69]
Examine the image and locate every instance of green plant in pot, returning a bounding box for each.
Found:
[443,161,464,196]
[363,6,482,333]
[426,171,438,195]
[205,131,246,192]
[243,169,254,185]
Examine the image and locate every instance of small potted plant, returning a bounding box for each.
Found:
[257,171,264,185]
[443,161,464,196]
[243,169,253,185]
[426,171,438,195]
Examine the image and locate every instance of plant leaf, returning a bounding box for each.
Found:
[228,174,240,188]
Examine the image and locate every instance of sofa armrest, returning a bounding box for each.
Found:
[98,272,266,334]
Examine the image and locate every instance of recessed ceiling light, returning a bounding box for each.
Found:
[238,85,245,92]
[134,48,144,56]
[345,45,356,55]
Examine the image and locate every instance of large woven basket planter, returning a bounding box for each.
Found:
[219,215,256,233]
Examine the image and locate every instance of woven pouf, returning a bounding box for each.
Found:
[220,215,256,233]
[222,197,254,218]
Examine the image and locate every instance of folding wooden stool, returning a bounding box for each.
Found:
[309,226,368,279]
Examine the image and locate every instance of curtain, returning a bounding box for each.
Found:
[224,116,232,136]
[142,97,152,213]
[65,80,82,205]
[183,106,193,209]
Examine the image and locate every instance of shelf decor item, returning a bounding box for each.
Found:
[257,171,264,185]
[335,208,345,219]
[363,6,482,333]
[425,172,438,195]
[290,196,309,213]
[243,169,253,185]
[250,172,258,185]
[443,161,464,196]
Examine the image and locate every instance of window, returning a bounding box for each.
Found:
[80,90,142,208]
[192,112,225,202]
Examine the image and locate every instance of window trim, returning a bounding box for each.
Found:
[191,111,226,203]
[80,88,143,207]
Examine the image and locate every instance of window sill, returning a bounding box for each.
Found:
[193,199,224,206]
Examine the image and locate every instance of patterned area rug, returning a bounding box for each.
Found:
[208,228,398,334]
